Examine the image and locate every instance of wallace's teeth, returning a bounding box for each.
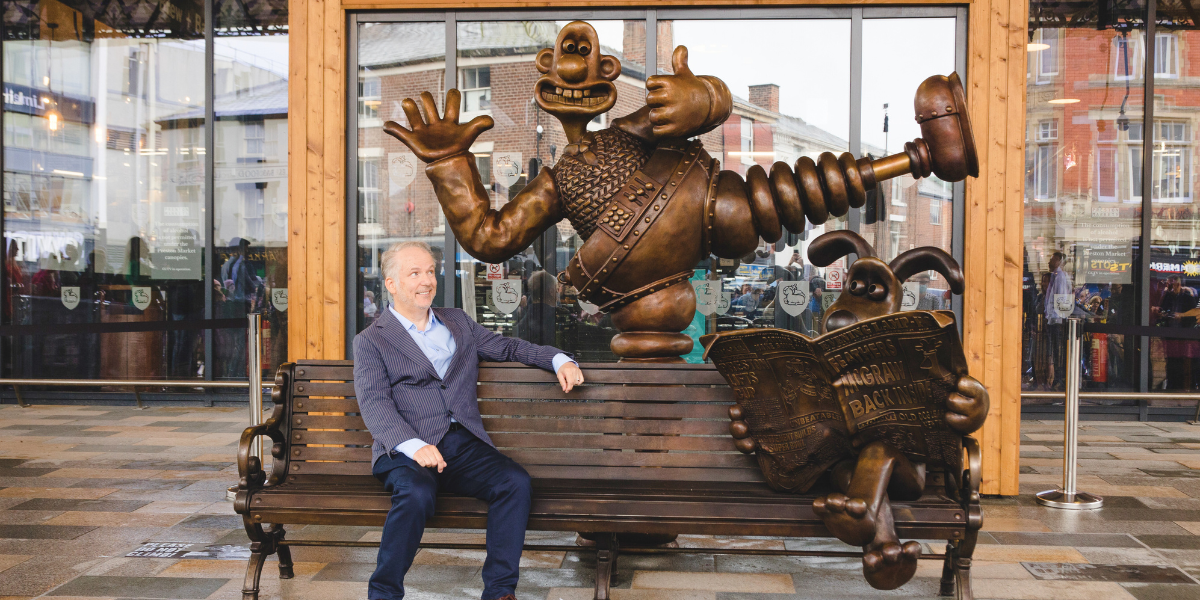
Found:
[556,87,563,94]
[574,89,583,98]
[583,89,591,97]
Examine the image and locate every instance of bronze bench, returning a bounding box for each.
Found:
[234,359,982,600]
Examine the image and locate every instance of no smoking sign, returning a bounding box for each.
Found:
[825,268,844,290]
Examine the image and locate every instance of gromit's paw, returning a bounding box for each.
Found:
[813,493,876,546]
[862,540,922,590]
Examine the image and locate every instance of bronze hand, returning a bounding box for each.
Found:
[645,46,730,138]
[384,90,494,164]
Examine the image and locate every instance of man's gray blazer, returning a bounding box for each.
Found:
[353,307,565,466]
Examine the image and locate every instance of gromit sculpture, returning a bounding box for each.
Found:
[703,229,990,590]
[385,20,978,361]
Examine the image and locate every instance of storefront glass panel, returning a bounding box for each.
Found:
[1023,0,1145,397]
[213,0,289,380]
[1149,3,1200,393]
[354,21,449,334]
[3,0,206,380]
[859,18,957,309]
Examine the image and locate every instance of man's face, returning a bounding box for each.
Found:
[384,247,438,313]
[1049,254,1061,271]
[916,275,930,292]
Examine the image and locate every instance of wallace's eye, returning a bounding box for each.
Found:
[563,41,576,53]
[578,44,590,56]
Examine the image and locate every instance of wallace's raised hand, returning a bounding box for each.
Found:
[384,89,494,163]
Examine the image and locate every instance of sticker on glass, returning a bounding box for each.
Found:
[492,152,522,188]
[486,263,504,280]
[61,286,80,310]
[271,288,288,312]
[132,286,152,311]
[901,282,921,311]
[779,281,808,316]
[1053,293,1074,319]
[388,152,418,194]
[825,267,844,290]
[693,280,717,316]
[822,291,839,313]
[716,291,732,315]
[491,279,521,315]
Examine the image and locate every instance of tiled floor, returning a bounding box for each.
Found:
[1,406,1200,599]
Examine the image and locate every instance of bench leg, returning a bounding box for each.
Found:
[273,525,294,579]
[939,543,955,597]
[593,533,619,600]
[242,543,269,600]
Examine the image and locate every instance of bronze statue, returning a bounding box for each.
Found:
[384,21,979,361]
[702,230,989,591]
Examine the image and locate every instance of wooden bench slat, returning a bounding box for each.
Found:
[504,449,757,469]
[479,369,727,385]
[489,433,739,452]
[476,384,732,402]
[293,365,354,381]
[295,431,374,445]
[289,461,373,475]
[476,401,730,419]
[522,465,765,482]
[294,398,361,413]
[294,447,373,462]
[294,415,729,436]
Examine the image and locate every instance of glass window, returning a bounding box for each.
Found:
[3,0,207,380]
[1024,0,1144,397]
[213,0,289,381]
[355,22,450,333]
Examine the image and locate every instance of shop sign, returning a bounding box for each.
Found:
[901,282,921,311]
[779,281,808,316]
[493,152,522,188]
[1149,259,1200,276]
[61,286,80,310]
[491,279,520,315]
[693,280,718,315]
[132,287,152,311]
[388,152,418,193]
[271,288,288,312]
[734,263,772,280]
[3,83,95,124]
[486,263,504,280]
[1081,241,1133,284]
[150,227,202,281]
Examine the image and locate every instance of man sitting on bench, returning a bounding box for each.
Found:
[353,241,585,600]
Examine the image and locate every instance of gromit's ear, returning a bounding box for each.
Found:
[807,231,875,267]
[890,247,964,294]
[536,48,554,74]
[599,54,621,80]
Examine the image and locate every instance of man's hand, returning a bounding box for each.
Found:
[557,362,584,393]
[413,444,447,472]
[946,375,990,435]
[384,90,494,164]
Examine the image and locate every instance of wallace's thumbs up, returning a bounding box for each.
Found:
[671,45,693,78]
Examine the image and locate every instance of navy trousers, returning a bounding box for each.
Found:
[368,426,532,600]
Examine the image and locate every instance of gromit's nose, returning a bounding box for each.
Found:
[825,310,858,332]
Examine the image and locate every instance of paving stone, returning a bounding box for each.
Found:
[45,575,229,598]
[1135,535,1200,550]
[1122,583,1200,600]
[7,499,149,513]
[0,525,97,540]
[1022,563,1194,583]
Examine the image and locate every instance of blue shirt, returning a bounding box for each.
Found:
[388,304,575,458]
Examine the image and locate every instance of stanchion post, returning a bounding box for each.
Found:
[1036,317,1103,509]
[247,313,263,465]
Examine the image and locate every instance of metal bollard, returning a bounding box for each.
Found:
[247,313,263,465]
[1036,317,1103,509]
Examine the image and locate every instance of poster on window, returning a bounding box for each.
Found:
[1080,241,1133,284]
[779,281,808,316]
[271,288,288,312]
[492,152,522,189]
[61,286,80,310]
[388,152,418,194]
[822,291,839,313]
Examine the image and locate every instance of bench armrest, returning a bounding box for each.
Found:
[237,420,285,493]
[961,435,983,530]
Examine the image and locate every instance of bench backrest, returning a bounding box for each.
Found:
[278,359,763,483]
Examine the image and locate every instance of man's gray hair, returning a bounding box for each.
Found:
[381,241,434,281]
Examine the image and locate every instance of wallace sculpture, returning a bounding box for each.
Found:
[383,20,979,361]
